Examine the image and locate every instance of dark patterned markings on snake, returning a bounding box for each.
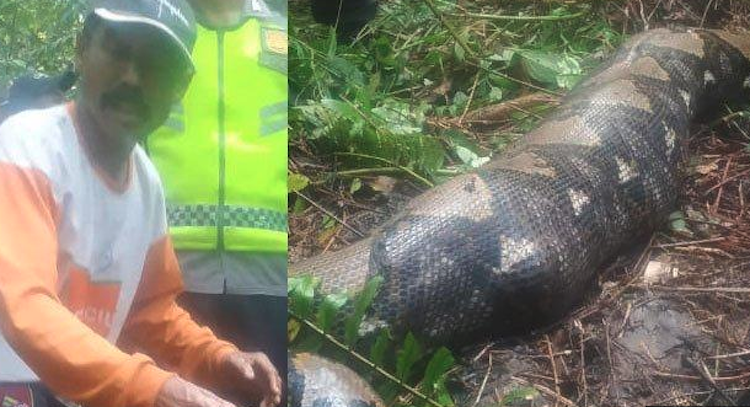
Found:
[289,28,750,405]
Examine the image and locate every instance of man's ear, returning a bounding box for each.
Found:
[173,71,194,102]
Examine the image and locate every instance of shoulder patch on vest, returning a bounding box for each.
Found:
[263,28,287,55]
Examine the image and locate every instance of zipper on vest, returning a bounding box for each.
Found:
[217,30,226,252]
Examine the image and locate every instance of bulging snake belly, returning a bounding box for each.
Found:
[289,28,750,406]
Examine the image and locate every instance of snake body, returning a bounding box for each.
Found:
[289,353,385,407]
[290,28,750,405]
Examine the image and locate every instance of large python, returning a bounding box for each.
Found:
[289,28,750,406]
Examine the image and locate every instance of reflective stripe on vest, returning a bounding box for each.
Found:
[148,18,288,253]
[168,204,287,231]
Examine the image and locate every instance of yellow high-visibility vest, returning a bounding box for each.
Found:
[147,15,287,253]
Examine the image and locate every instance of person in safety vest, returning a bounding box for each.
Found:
[146,0,288,395]
[0,1,281,407]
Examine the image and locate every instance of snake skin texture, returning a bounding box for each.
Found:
[289,353,384,407]
[289,28,750,405]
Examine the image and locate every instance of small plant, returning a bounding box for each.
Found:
[290,0,623,190]
[289,275,457,407]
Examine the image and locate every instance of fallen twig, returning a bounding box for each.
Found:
[334,152,435,188]
[448,10,587,22]
[654,237,726,248]
[648,285,750,294]
[713,157,733,213]
[684,357,736,406]
[652,370,750,382]
[472,352,492,407]
[510,376,577,407]
[420,0,476,59]
[707,349,750,360]
[545,334,562,407]
[295,191,366,238]
[462,92,559,124]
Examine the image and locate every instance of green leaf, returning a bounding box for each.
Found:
[321,214,337,230]
[668,210,685,221]
[488,49,515,62]
[293,103,346,141]
[455,145,491,168]
[350,178,363,194]
[294,329,324,353]
[353,276,383,316]
[422,347,455,394]
[370,99,425,136]
[671,219,690,234]
[373,36,398,67]
[396,332,422,382]
[316,292,349,333]
[292,197,308,214]
[328,55,366,87]
[489,86,504,102]
[300,96,445,176]
[288,275,318,320]
[518,50,581,89]
[668,210,692,234]
[287,318,301,342]
[455,145,476,164]
[321,98,363,123]
[288,172,310,193]
[556,73,583,90]
[370,329,391,367]
[434,382,454,407]
[344,276,384,346]
[454,41,465,62]
[450,91,469,116]
[500,386,540,406]
[488,74,517,91]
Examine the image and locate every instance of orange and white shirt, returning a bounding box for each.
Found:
[0,104,237,407]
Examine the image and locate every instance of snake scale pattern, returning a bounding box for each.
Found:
[289,28,750,406]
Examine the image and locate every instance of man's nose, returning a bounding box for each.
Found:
[121,60,142,87]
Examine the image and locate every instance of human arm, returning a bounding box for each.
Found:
[0,162,172,407]
[117,235,239,388]
[117,236,281,405]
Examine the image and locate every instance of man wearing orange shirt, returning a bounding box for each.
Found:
[0,1,280,407]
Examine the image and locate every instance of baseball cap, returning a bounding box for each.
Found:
[91,0,197,69]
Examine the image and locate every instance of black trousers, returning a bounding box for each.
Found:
[178,293,288,397]
[0,383,67,407]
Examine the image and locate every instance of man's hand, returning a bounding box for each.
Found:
[155,376,237,407]
[221,351,282,407]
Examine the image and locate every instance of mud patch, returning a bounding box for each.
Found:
[456,253,750,407]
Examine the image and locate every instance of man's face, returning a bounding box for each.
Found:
[76,19,191,142]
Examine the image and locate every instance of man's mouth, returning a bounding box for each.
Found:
[114,102,141,116]
[100,89,150,126]
[110,104,143,125]
[105,99,152,128]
